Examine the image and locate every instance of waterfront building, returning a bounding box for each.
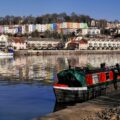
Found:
[82,27,101,36]
[87,38,120,50]
[10,37,27,50]
[65,36,120,50]
[1,22,120,37]
[3,26,9,33]
[25,24,29,34]
[27,37,61,50]
[51,23,57,31]
[0,34,9,49]
[118,29,120,34]
[0,22,88,35]
[35,24,47,32]
[35,24,41,32]
[59,22,88,34]
[7,25,17,34]
[28,24,36,33]
[41,24,47,32]
[106,22,120,29]
[17,26,22,34]
[65,37,88,50]
[21,25,26,34]
[91,20,96,27]
[0,26,4,33]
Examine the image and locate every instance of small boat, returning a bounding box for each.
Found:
[0,51,13,56]
[0,48,14,56]
[53,63,120,103]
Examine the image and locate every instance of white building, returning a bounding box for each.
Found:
[28,24,35,33]
[0,26,4,33]
[117,29,120,34]
[65,36,120,50]
[11,37,27,50]
[65,37,88,50]
[0,34,9,49]
[3,26,9,33]
[27,38,61,49]
[88,38,120,50]
[82,27,101,36]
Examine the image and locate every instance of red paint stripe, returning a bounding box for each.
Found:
[86,74,93,85]
[54,84,68,87]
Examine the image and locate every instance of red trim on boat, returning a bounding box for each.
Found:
[118,75,120,79]
[54,83,68,87]
[109,71,114,80]
[86,74,93,85]
[99,72,106,83]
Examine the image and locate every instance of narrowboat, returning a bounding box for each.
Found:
[53,63,120,103]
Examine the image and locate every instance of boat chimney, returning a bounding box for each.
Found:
[68,59,71,69]
[100,63,106,69]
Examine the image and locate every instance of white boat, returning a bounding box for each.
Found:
[0,51,14,56]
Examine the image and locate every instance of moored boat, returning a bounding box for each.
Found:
[0,47,14,56]
[53,63,120,103]
[0,51,13,56]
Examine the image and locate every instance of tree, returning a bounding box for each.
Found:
[35,17,43,24]
[31,30,40,37]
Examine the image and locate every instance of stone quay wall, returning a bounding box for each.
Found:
[33,83,120,120]
[14,50,120,56]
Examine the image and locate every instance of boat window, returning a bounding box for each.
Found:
[92,74,99,84]
[106,72,109,80]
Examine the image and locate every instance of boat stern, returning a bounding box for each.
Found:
[53,84,87,103]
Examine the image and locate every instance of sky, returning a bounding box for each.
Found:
[0,0,119,21]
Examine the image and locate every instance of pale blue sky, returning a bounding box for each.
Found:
[0,0,119,20]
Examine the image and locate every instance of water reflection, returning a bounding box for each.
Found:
[0,54,120,119]
[65,54,120,68]
[0,54,120,85]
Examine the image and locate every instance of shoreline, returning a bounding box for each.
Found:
[14,50,120,56]
[34,85,120,120]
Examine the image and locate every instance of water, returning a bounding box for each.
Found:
[0,54,120,120]
[0,85,55,120]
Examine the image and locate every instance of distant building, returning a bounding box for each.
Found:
[106,22,120,29]
[0,22,89,35]
[0,34,9,49]
[65,37,88,50]
[91,20,96,27]
[82,27,101,36]
[118,29,120,34]
[27,37,61,50]
[65,36,120,50]
[10,37,27,50]
[88,38,120,50]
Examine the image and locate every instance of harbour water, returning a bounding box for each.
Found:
[0,54,120,120]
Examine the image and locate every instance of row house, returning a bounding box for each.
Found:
[10,37,27,50]
[82,27,101,36]
[65,36,120,50]
[88,39,120,50]
[59,22,88,34]
[0,34,27,50]
[27,38,61,50]
[0,22,88,35]
[118,29,120,34]
[107,22,120,29]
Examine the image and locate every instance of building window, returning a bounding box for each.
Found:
[104,43,106,46]
[94,43,97,46]
[89,43,92,46]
